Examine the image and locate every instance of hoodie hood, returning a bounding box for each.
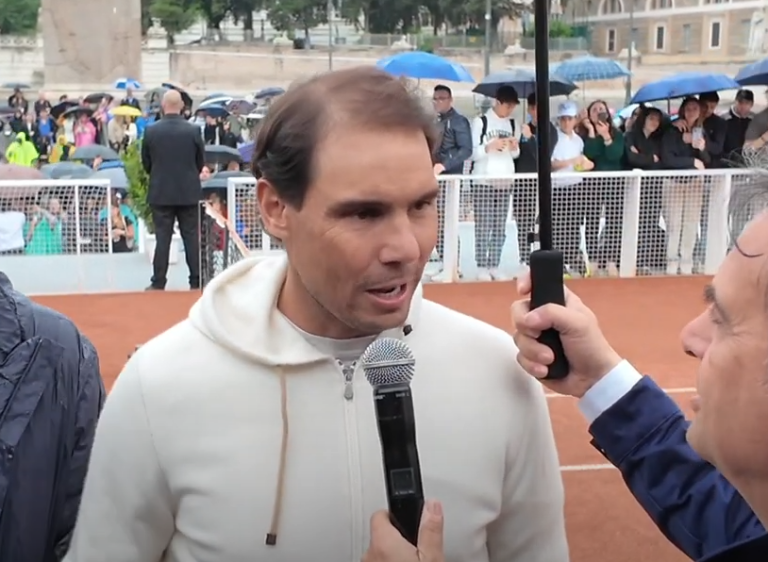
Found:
[188,253,423,367]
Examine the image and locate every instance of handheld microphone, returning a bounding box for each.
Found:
[361,337,424,547]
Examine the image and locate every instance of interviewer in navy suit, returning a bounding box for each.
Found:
[511,210,768,560]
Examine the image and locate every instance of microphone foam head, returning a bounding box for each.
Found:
[361,337,415,387]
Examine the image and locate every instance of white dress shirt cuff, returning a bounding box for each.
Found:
[577,360,643,425]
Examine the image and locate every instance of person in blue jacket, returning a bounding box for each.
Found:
[0,272,105,560]
[511,196,768,561]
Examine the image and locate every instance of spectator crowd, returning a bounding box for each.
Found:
[429,84,764,281]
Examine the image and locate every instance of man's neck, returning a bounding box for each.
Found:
[278,266,368,339]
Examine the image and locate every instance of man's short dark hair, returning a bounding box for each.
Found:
[495,86,519,105]
[434,84,452,97]
[252,67,439,209]
[527,92,537,107]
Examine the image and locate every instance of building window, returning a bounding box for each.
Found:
[606,28,617,52]
[600,0,623,15]
[709,20,722,48]
[741,18,751,47]
[681,23,692,51]
[654,24,666,51]
[649,0,672,9]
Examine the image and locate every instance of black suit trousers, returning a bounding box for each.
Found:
[150,205,200,289]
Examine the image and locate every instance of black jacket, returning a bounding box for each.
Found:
[702,113,727,167]
[514,120,558,174]
[721,109,753,167]
[660,125,711,170]
[623,129,663,170]
[0,272,105,561]
[141,114,205,207]
[435,108,472,174]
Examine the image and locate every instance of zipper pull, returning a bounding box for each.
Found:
[341,362,355,400]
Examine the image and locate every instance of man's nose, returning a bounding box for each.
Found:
[680,312,711,359]
[379,217,421,265]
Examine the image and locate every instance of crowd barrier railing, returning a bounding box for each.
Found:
[0,179,114,256]
[225,168,766,281]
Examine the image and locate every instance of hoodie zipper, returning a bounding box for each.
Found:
[338,360,364,559]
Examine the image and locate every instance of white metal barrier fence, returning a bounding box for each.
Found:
[226,168,767,281]
[0,180,114,256]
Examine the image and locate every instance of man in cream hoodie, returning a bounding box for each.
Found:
[470,86,521,281]
[65,67,568,562]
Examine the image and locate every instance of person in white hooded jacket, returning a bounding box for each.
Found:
[64,67,568,562]
[470,85,521,281]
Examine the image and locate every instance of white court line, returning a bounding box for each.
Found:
[560,463,616,472]
[545,387,695,399]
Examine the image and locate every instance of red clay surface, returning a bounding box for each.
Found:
[35,276,710,562]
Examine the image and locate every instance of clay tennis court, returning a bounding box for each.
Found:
[34,276,707,562]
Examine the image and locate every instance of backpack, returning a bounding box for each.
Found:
[471,116,516,173]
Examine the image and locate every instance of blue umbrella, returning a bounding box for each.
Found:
[114,78,141,90]
[551,55,630,82]
[376,51,474,83]
[735,58,768,86]
[630,72,740,104]
[199,96,232,108]
[472,69,576,98]
[202,92,229,101]
[40,162,94,180]
[254,87,285,100]
[238,141,255,163]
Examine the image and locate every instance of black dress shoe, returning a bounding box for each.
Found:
[145,285,165,291]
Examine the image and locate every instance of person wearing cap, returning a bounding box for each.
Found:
[469,85,521,281]
[551,100,593,277]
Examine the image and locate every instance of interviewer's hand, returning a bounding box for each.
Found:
[511,271,622,398]
[362,501,444,562]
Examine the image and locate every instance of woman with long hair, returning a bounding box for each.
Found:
[660,96,710,275]
[624,106,666,272]
[578,99,626,276]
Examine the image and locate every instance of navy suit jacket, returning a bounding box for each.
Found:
[590,376,767,561]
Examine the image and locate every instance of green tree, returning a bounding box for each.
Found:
[267,0,328,41]
[340,0,421,34]
[0,0,40,35]
[198,0,230,37]
[150,0,200,45]
[230,0,261,40]
[141,0,154,37]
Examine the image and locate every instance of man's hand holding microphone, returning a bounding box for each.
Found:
[512,271,622,397]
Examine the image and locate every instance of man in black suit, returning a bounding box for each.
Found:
[141,89,205,290]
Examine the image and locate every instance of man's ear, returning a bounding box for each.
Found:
[257,178,288,241]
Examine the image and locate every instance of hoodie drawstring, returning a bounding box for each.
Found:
[266,367,289,546]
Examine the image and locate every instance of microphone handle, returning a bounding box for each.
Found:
[373,384,425,546]
[529,249,570,380]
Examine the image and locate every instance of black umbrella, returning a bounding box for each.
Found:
[83,92,112,104]
[254,87,285,100]
[472,69,577,99]
[62,105,94,119]
[2,82,30,90]
[205,144,242,166]
[202,170,251,190]
[50,100,79,120]
[161,83,193,108]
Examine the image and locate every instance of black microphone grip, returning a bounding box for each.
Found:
[528,249,570,380]
[373,384,424,546]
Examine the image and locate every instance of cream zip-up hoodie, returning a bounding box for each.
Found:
[65,255,569,562]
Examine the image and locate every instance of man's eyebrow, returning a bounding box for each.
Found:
[704,284,730,323]
[327,187,440,215]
